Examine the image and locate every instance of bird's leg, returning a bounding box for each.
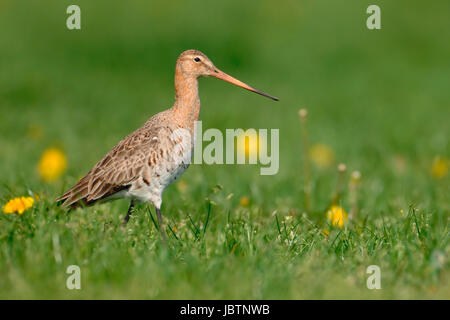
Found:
[155,206,167,241]
[123,200,135,225]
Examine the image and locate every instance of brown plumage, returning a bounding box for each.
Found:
[57,125,174,207]
[56,49,278,233]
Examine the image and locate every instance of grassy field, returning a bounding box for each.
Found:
[0,0,449,299]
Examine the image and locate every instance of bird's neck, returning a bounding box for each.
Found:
[171,71,201,130]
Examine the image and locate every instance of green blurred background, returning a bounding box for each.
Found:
[1,1,449,198]
[0,0,448,299]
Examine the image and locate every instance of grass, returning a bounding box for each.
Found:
[0,0,449,299]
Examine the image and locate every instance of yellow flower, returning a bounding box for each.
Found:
[38,148,67,182]
[3,196,35,214]
[239,196,250,207]
[326,205,348,228]
[309,143,335,169]
[431,156,448,179]
[236,131,266,160]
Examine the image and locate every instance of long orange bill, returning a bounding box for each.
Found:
[212,69,279,101]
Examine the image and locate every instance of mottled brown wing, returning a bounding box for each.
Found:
[56,126,172,208]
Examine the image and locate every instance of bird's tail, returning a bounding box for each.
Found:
[56,175,91,208]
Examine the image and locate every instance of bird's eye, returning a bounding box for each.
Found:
[194,57,201,62]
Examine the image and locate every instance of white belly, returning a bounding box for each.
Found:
[127,128,193,208]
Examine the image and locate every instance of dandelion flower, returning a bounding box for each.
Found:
[236,131,265,160]
[239,196,250,207]
[38,148,67,182]
[3,196,35,214]
[309,143,335,169]
[326,205,348,228]
[431,156,448,179]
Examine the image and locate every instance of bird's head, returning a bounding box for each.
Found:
[176,49,279,101]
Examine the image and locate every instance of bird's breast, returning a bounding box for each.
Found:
[128,127,193,204]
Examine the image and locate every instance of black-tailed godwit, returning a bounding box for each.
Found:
[57,49,278,235]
